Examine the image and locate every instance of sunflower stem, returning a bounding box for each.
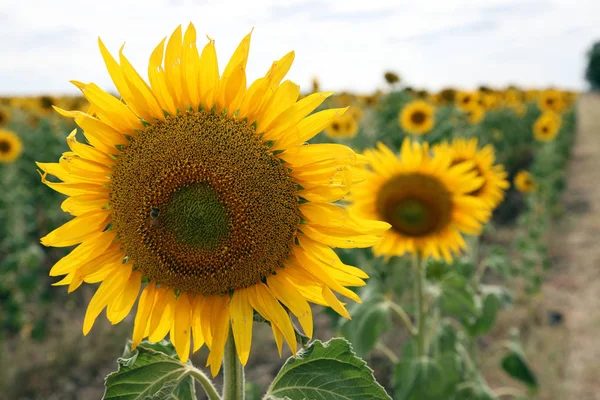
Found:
[412,252,427,358]
[222,326,245,400]
[188,367,222,400]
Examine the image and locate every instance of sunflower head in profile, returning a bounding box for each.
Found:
[434,138,509,210]
[514,170,536,193]
[324,112,358,139]
[538,89,565,114]
[311,76,320,93]
[38,95,56,114]
[384,71,401,85]
[533,111,561,142]
[399,100,435,135]
[350,138,491,262]
[465,104,486,125]
[436,88,456,105]
[361,91,381,107]
[37,24,390,376]
[0,129,23,163]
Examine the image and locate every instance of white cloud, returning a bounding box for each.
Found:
[0,0,597,95]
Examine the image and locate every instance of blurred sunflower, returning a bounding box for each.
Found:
[514,170,536,193]
[435,88,456,105]
[465,104,486,124]
[350,139,490,262]
[38,95,56,114]
[434,138,509,209]
[538,89,565,114]
[361,91,381,107]
[0,129,23,163]
[533,111,561,142]
[324,113,358,139]
[0,107,11,126]
[456,91,479,110]
[399,100,435,135]
[311,76,320,93]
[384,71,400,85]
[38,24,389,375]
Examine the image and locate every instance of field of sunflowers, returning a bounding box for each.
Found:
[0,27,594,400]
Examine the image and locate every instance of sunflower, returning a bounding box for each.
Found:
[514,170,536,193]
[324,113,358,139]
[533,111,561,142]
[455,91,479,110]
[538,89,565,114]
[434,138,509,209]
[0,107,11,126]
[384,71,400,85]
[347,105,364,122]
[465,104,486,124]
[311,76,320,93]
[0,129,23,163]
[38,95,56,114]
[38,24,390,376]
[399,100,435,135]
[350,138,490,262]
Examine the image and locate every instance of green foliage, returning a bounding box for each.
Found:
[585,41,600,90]
[103,340,196,400]
[265,338,391,400]
[500,342,538,391]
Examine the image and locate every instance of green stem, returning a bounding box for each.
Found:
[412,252,426,358]
[387,300,417,338]
[375,342,400,364]
[222,327,245,400]
[188,368,222,400]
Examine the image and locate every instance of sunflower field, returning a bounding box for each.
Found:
[0,25,587,400]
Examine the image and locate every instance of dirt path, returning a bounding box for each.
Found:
[559,93,600,399]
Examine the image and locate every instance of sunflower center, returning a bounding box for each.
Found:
[410,110,427,125]
[0,140,10,154]
[376,173,452,237]
[542,126,549,134]
[109,110,300,295]
[332,122,340,131]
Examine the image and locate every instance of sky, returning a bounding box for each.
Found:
[0,0,598,95]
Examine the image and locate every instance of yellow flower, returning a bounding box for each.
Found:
[350,138,490,262]
[533,111,561,142]
[434,138,510,210]
[0,129,23,163]
[465,105,486,124]
[347,105,364,122]
[514,170,536,193]
[38,24,389,376]
[455,91,479,111]
[538,89,565,114]
[0,107,11,126]
[399,100,435,135]
[324,113,358,139]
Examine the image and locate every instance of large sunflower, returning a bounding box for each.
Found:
[38,24,389,376]
[0,129,23,163]
[350,138,490,262]
[399,100,435,135]
[533,111,561,142]
[434,138,509,209]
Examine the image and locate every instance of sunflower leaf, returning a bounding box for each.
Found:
[103,340,196,400]
[265,338,391,400]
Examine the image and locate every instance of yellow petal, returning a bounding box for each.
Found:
[148,287,176,342]
[257,80,300,133]
[173,293,192,362]
[165,25,184,109]
[132,281,157,350]
[229,288,253,365]
[182,23,201,110]
[191,295,207,351]
[148,37,177,115]
[274,108,348,150]
[206,295,230,377]
[119,49,165,121]
[82,265,132,335]
[198,38,219,110]
[267,274,313,338]
[49,230,116,276]
[41,209,110,247]
[107,270,142,324]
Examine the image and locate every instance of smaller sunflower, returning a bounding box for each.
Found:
[514,170,536,193]
[384,71,401,85]
[350,138,491,262]
[348,105,364,122]
[456,91,479,111]
[0,129,23,163]
[0,107,11,126]
[533,111,561,142]
[465,104,486,124]
[311,76,320,93]
[324,113,358,139]
[538,89,565,114]
[434,138,509,209]
[38,96,56,114]
[399,100,435,135]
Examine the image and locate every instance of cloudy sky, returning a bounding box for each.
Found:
[1,0,598,95]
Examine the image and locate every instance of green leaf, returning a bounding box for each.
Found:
[439,274,478,317]
[467,291,503,336]
[103,340,196,400]
[501,343,538,390]
[339,293,391,357]
[265,338,391,400]
[393,353,445,400]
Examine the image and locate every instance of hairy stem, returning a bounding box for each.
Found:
[222,327,244,400]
